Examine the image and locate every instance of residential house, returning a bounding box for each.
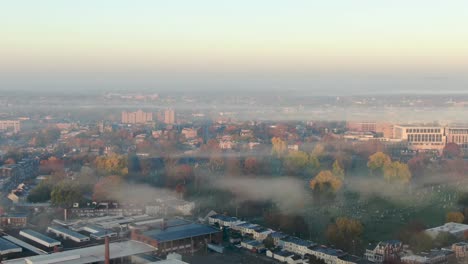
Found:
[281,236,316,256]
[364,240,403,263]
[401,249,455,264]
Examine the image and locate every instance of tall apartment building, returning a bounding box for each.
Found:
[0,120,21,133]
[121,110,153,124]
[164,109,175,124]
[393,125,446,153]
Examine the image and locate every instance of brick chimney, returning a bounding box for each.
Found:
[105,236,110,264]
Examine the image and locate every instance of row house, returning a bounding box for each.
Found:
[267,249,302,264]
[232,222,259,236]
[208,214,245,228]
[364,240,403,263]
[281,236,316,256]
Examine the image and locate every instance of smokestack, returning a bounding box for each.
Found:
[105,236,110,264]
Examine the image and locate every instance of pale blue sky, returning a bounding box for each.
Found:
[1,1,468,92]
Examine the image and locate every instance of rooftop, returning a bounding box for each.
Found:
[311,246,347,257]
[47,226,89,240]
[3,240,156,264]
[282,236,315,247]
[0,237,22,254]
[143,223,220,242]
[20,229,61,247]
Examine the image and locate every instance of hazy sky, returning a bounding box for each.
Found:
[1,1,468,93]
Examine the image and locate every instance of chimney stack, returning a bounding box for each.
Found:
[105,236,110,264]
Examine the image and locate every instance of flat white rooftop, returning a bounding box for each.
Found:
[425,222,468,238]
[3,240,156,264]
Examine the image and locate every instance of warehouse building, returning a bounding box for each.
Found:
[131,222,222,254]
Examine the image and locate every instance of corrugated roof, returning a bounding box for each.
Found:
[144,223,220,242]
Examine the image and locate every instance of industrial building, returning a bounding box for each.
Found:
[2,240,157,264]
[131,222,222,254]
[0,237,22,255]
[47,226,90,243]
[19,229,61,248]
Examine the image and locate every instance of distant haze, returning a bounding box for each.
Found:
[1,1,468,93]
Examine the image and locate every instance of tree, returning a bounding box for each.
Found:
[263,236,275,249]
[244,157,259,175]
[271,137,287,158]
[92,175,122,201]
[367,152,391,175]
[433,231,457,248]
[27,181,52,203]
[326,217,363,252]
[95,154,128,176]
[284,150,310,175]
[310,170,343,202]
[51,181,85,207]
[383,161,412,184]
[332,160,345,179]
[409,232,434,253]
[446,211,465,223]
[310,170,343,192]
[407,155,427,178]
[443,143,462,159]
[311,143,325,157]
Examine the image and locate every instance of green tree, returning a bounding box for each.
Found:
[433,231,457,248]
[409,232,434,253]
[27,181,52,203]
[51,181,85,207]
[263,236,275,249]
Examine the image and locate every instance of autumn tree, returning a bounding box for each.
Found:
[332,160,345,179]
[446,211,465,223]
[326,217,363,252]
[383,161,412,184]
[243,157,259,175]
[284,150,310,176]
[443,143,462,159]
[95,154,128,176]
[311,143,325,158]
[271,137,287,158]
[367,152,391,175]
[92,175,122,201]
[309,170,343,201]
[407,155,428,178]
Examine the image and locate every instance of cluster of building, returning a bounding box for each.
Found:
[0,212,214,263]
[346,121,468,154]
[207,212,468,264]
[0,157,39,193]
[207,213,362,264]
